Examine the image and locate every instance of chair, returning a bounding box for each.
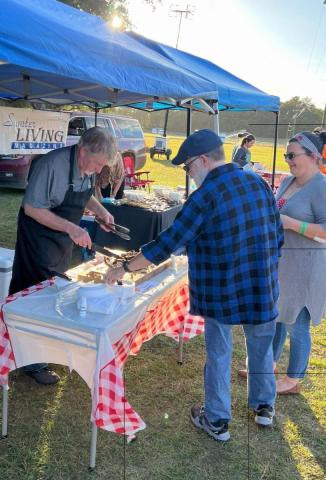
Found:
[123,156,154,192]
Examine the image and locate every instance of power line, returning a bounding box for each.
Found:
[306,6,325,72]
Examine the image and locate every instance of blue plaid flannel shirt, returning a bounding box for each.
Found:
[142,163,284,325]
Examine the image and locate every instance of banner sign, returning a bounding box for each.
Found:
[0,107,70,154]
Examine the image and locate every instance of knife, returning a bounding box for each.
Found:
[92,243,124,260]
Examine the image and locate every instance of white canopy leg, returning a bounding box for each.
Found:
[89,422,98,470]
[2,383,9,438]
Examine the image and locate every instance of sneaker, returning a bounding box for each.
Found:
[190,405,230,441]
[254,404,275,427]
[25,367,60,385]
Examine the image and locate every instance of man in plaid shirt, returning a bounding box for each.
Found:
[105,129,284,441]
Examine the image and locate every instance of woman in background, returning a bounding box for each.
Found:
[231,131,249,159]
[95,152,125,201]
[232,134,255,169]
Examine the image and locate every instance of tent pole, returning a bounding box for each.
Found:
[271,111,279,190]
[213,102,219,135]
[185,104,192,198]
[163,110,169,137]
[94,103,99,127]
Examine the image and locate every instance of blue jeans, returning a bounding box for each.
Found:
[273,307,311,379]
[204,318,276,422]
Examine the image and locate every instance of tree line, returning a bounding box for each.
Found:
[117,96,323,141]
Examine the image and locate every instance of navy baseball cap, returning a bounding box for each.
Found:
[171,129,223,165]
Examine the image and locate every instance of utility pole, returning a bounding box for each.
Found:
[162,4,195,138]
[322,103,326,128]
[169,4,195,49]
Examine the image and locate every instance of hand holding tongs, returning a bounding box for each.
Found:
[95,217,131,241]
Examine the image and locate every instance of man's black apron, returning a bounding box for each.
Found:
[9,146,94,295]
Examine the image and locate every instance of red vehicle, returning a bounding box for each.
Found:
[0,111,146,189]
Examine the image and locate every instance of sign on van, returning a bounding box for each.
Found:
[0,107,70,154]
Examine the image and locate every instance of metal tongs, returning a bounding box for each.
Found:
[95,217,131,241]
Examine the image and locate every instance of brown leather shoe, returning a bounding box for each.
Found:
[277,383,300,395]
[26,367,60,385]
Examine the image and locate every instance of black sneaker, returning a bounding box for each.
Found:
[25,367,60,385]
[190,405,230,441]
[254,404,275,427]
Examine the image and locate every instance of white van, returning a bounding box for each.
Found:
[0,109,146,189]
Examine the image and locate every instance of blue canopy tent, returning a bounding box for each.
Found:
[127,32,280,113]
[127,32,280,188]
[0,0,280,185]
[0,0,218,108]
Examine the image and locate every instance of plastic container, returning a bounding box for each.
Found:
[0,247,15,300]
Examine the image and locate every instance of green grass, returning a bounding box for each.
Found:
[144,133,289,188]
[0,151,325,480]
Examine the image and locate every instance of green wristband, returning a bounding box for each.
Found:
[299,222,308,235]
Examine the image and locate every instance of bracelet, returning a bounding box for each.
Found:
[122,260,132,273]
[299,222,308,235]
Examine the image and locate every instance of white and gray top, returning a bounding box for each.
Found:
[276,172,326,325]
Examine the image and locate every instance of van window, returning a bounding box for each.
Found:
[85,117,107,130]
[68,117,87,136]
[114,118,143,139]
[104,119,115,136]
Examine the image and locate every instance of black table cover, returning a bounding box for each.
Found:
[94,203,183,251]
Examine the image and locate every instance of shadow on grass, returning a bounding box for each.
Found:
[1,333,325,480]
[248,372,326,480]
[1,366,126,480]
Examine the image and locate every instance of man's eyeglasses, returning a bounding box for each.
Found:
[283,152,307,161]
[183,156,200,173]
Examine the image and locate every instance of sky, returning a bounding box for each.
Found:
[128,0,326,108]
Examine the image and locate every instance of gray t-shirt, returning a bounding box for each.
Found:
[23,146,94,209]
[276,172,326,325]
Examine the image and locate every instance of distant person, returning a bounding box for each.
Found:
[231,131,250,159]
[232,134,256,169]
[313,128,326,174]
[105,129,284,439]
[95,152,125,201]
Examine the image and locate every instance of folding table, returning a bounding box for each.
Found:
[0,259,204,468]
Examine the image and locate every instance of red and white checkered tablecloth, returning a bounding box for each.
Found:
[0,279,55,384]
[1,279,204,436]
[93,283,204,434]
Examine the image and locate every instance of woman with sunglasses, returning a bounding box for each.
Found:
[272,130,326,394]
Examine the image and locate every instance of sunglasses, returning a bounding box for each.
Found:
[183,156,200,173]
[283,152,307,161]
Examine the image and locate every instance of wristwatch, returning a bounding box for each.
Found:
[122,260,132,273]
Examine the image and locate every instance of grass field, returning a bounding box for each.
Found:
[143,133,289,188]
[0,142,325,480]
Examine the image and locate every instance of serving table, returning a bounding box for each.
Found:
[94,202,183,251]
[0,255,204,468]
